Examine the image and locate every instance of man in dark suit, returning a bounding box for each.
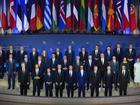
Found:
[0,46,5,78]
[6,45,16,60]
[6,54,16,89]
[44,68,53,97]
[73,56,81,74]
[125,44,136,80]
[55,48,63,64]
[66,65,77,97]
[79,47,88,66]
[118,65,129,96]
[18,62,30,96]
[32,64,41,96]
[104,66,114,96]
[30,48,38,74]
[65,45,75,65]
[90,66,101,97]
[55,64,64,97]
[17,46,27,64]
[49,53,58,84]
[41,50,49,69]
[109,56,119,91]
[98,53,109,88]
[91,44,100,65]
[113,43,124,64]
[85,55,94,90]
[77,65,87,97]
[104,46,113,63]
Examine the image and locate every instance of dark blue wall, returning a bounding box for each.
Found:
[0,34,140,58]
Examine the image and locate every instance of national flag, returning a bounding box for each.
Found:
[44,0,52,30]
[14,0,22,33]
[122,0,130,33]
[2,0,7,30]
[72,0,79,31]
[9,0,16,29]
[36,0,43,30]
[138,1,140,30]
[101,0,107,31]
[114,0,122,31]
[66,0,72,30]
[30,0,36,31]
[93,0,100,31]
[20,0,29,32]
[0,4,1,28]
[129,4,136,33]
[79,0,86,32]
[52,0,57,31]
[87,0,94,31]
[59,0,66,31]
[107,0,114,32]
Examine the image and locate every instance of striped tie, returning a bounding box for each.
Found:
[44,0,52,30]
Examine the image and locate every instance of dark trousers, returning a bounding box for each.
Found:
[0,66,4,78]
[20,83,27,96]
[45,84,53,97]
[129,61,134,80]
[33,79,40,96]
[90,86,99,97]
[114,73,118,90]
[119,87,127,96]
[55,85,63,97]
[78,85,85,97]
[7,74,15,89]
[66,85,74,97]
[105,86,112,96]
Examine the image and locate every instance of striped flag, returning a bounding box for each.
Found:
[36,0,43,30]
[66,0,72,30]
[2,0,7,30]
[59,0,66,31]
[93,0,100,31]
[30,0,36,31]
[122,0,130,33]
[101,0,107,31]
[79,0,86,32]
[87,0,94,31]
[9,0,16,29]
[20,0,29,32]
[72,0,79,31]
[44,0,52,31]
[138,1,140,31]
[107,0,114,32]
[114,0,122,31]
[0,3,1,28]
[52,0,57,31]
[130,4,136,33]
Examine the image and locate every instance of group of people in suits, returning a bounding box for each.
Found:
[0,43,138,97]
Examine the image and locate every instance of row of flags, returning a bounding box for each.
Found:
[0,0,140,34]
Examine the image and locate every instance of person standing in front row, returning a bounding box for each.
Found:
[77,65,87,97]
[118,65,129,96]
[134,58,140,87]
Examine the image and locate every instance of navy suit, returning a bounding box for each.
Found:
[65,50,75,65]
[79,51,88,66]
[90,71,101,97]
[113,48,123,63]
[91,50,100,65]
[44,73,53,97]
[6,59,16,89]
[66,71,77,97]
[104,50,113,63]
[55,52,63,64]
[77,70,87,97]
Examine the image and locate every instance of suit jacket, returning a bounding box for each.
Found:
[113,48,123,62]
[55,52,63,64]
[65,50,75,65]
[32,69,41,80]
[104,72,114,88]
[41,56,49,68]
[85,59,94,74]
[79,51,88,65]
[104,50,113,62]
[55,71,64,86]
[30,51,38,71]
[18,69,30,84]
[91,50,100,64]
[6,60,16,75]
[0,50,5,70]
[98,59,109,74]
[6,50,16,60]
[90,71,101,87]
[17,51,27,63]
[77,70,87,86]
[66,71,77,86]
[125,48,136,62]
[110,61,119,74]
[44,73,53,87]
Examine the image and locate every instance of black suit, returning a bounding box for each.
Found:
[118,70,129,96]
[125,48,136,80]
[91,50,100,65]
[104,50,113,63]
[55,71,64,97]
[90,71,101,97]
[65,50,75,65]
[30,51,38,73]
[18,69,30,96]
[104,71,114,96]
[0,50,5,78]
[55,52,63,64]
[79,51,88,66]
[66,71,77,97]
[17,51,27,64]
[62,60,69,85]
[6,50,16,60]
[44,73,53,97]
[113,48,123,63]
[6,59,16,89]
